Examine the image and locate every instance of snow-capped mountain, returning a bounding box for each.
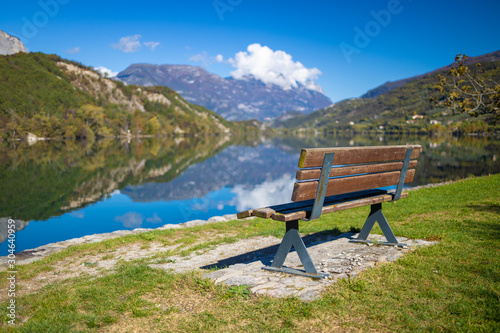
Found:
[117,64,332,121]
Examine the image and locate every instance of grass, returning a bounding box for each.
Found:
[0,174,499,332]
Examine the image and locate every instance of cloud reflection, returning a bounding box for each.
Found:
[114,212,144,228]
[230,174,295,212]
[146,213,163,224]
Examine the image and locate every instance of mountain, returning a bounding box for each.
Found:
[0,29,27,55]
[362,50,500,99]
[0,52,261,141]
[116,64,332,121]
[276,54,500,132]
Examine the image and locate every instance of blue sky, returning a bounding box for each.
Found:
[1,0,499,102]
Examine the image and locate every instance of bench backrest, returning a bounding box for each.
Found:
[292,145,422,202]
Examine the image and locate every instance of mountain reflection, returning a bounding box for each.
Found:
[121,144,298,203]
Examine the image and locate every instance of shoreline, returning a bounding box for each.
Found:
[0,178,465,270]
[0,213,244,270]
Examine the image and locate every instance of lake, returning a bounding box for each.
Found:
[1,134,499,254]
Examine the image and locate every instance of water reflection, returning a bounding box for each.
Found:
[0,134,498,253]
[230,174,295,212]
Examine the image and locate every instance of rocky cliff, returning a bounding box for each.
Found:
[0,29,27,55]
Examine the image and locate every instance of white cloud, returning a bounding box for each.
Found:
[229,43,323,92]
[66,47,80,54]
[189,52,226,66]
[189,51,209,63]
[112,34,142,53]
[144,41,160,51]
[94,66,118,78]
[114,212,143,228]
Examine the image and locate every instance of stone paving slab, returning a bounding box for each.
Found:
[151,232,436,301]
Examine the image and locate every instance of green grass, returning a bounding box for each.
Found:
[0,174,498,332]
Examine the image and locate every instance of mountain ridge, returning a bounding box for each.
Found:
[361,50,500,99]
[117,64,333,121]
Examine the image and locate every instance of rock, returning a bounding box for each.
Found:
[181,219,207,227]
[250,282,281,293]
[202,270,227,280]
[298,290,321,301]
[213,270,241,283]
[223,214,238,221]
[132,228,152,233]
[222,275,263,287]
[158,224,181,230]
[241,261,264,272]
[207,216,228,223]
[0,29,27,55]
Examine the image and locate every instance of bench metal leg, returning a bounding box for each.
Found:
[262,220,328,279]
[350,203,406,246]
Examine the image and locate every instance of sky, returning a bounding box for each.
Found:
[1,0,499,102]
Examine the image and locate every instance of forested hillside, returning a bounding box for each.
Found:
[277,60,500,134]
[0,53,260,141]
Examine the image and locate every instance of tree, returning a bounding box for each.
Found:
[433,54,499,123]
[146,116,161,135]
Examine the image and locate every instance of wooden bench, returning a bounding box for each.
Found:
[237,145,422,278]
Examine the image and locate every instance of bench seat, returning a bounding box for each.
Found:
[238,189,407,222]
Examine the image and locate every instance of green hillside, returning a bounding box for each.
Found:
[0,52,261,140]
[277,60,500,134]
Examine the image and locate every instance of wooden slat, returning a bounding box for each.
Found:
[237,210,253,219]
[242,189,388,220]
[298,145,422,168]
[272,193,408,222]
[252,207,276,219]
[291,169,415,202]
[296,160,418,181]
[268,189,387,216]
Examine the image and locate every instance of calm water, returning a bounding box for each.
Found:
[1,134,498,254]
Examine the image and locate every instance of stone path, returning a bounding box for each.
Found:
[150,232,436,301]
